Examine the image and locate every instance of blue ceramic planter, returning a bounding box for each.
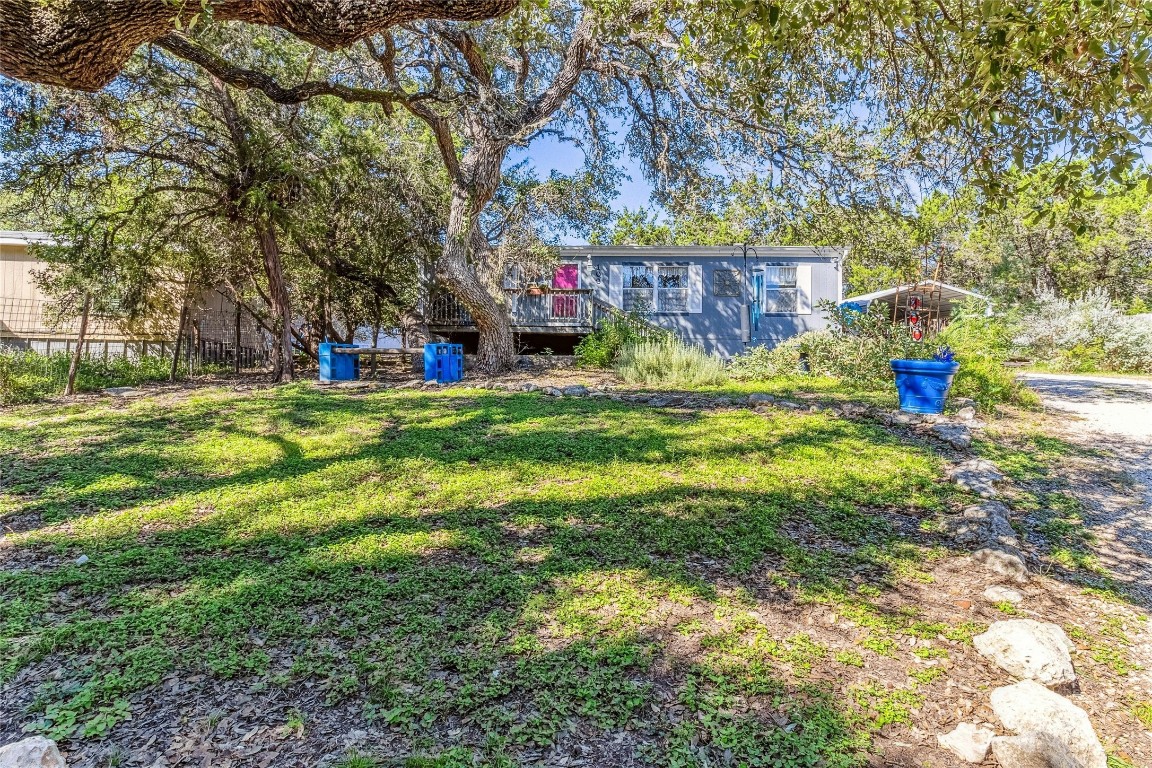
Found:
[890,359,960,414]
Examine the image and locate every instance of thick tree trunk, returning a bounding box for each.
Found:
[255,221,295,382]
[0,0,519,91]
[438,153,516,373]
[64,292,91,397]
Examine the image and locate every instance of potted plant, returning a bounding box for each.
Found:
[890,346,960,414]
[525,282,549,296]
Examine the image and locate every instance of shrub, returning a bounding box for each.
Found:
[576,310,674,368]
[936,304,1038,410]
[616,338,728,387]
[730,303,926,387]
[730,300,1036,410]
[1014,291,1152,373]
[0,350,58,405]
[0,349,174,405]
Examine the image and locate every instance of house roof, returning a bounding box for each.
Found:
[556,245,846,260]
[0,230,55,246]
[843,279,990,305]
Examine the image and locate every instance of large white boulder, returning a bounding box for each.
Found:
[974,619,1076,687]
[990,681,1107,768]
[937,722,994,763]
[0,737,66,768]
[991,731,1087,768]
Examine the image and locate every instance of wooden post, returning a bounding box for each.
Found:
[64,292,91,397]
[169,301,188,382]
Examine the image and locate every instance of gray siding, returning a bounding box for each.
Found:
[557,246,844,357]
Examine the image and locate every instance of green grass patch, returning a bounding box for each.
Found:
[0,383,960,759]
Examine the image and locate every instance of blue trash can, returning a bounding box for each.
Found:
[424,343,463,382]
[890,359,960,414]
[319,343,360,382]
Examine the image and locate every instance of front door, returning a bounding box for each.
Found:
[551,264,579,319]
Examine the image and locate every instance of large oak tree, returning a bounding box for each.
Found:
[4,0,1152,371]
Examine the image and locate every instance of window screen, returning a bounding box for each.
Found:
[761,265,798,313]
[658,266,689,312]
[622,265,655,312]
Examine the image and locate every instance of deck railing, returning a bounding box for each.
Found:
[427,291,676,340]
[428,290,594,329]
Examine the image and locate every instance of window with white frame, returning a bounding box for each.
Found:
[622,265,655,312]
[761,265,798,313]
[658,266,689,312]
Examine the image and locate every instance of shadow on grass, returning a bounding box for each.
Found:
[0,385,964,764]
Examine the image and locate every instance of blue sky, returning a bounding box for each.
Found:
[510,133,656,237]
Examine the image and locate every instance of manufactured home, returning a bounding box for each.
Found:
[428,245,845,356]
[0,230,266,365]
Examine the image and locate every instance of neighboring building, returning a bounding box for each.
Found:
[0,230,267,365]
[428,245,845,356]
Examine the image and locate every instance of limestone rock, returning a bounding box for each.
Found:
[990,681,1106,768]
[103,386,142,397]
[991,732,1086,768]
[937,722,994,763]
[947,458,1005,498]
[956,406,977,421]
[983,585,1024,604]
[562,385,588,396]
[747,393,775,405]
[542,387,564,397]
[974,620,1075,687]
[944,501,1019,549]
[0,737,66,768]
[974,547,1029,583]
[932,422,973,449]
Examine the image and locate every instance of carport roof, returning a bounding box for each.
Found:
[844,279,990,306]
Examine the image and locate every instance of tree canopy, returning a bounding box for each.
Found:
[4,0,1152,372]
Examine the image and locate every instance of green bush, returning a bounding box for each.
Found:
[936,305,1038,410]
[0,349,174,405]
[1014,291,1152,374]
[730,303,926,387]
[576,310,674,368]
[730,301,1035,411]
[616,338,728,387]
[0,350,58,404]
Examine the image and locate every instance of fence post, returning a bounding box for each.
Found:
[64,292,92,397]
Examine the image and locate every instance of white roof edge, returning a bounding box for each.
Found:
[555,245,846,259]
[843,278,990,304]
[0,230,55,245]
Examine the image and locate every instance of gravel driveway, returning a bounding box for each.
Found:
[1022,373,1152,601]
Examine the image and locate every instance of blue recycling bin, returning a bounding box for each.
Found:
[890,359,960,414]
[424,343,463,382]
[319,342,360,382]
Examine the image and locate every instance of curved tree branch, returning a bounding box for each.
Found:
[0,0,519,91]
